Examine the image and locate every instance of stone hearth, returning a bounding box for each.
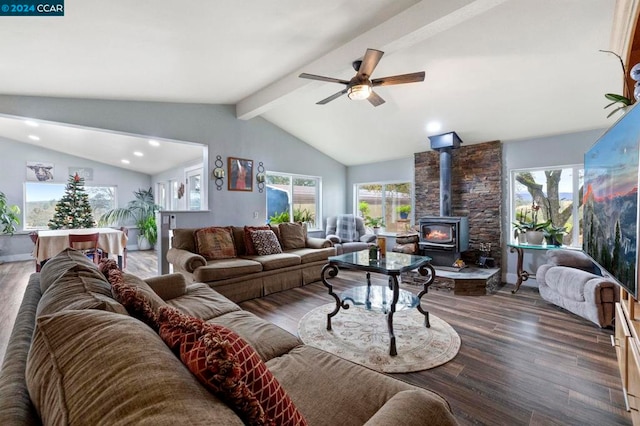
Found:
[402,266,501,296]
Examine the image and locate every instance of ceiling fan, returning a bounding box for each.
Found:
[298,48,425,107]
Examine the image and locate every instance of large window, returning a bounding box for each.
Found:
[266,172,321,230]
[511,165,583,247]
[355,182,412,234]
[24,182,116,230]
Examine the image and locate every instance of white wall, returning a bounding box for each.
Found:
[501,128,606,286]
[0,136,150,260]
[0,96,347,232]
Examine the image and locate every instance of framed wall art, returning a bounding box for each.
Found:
[228,157,253,191]
[26,161,54,182]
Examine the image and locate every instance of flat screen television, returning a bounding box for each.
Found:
[584,102,640,299]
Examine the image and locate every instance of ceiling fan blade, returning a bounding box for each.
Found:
[299,73,350,85]
[371,71,426,87]
[367,91,386,107]
[317,88,348,105]
[357,48,384,78]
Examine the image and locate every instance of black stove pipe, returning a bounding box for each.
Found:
[428,131,462,217]
[439,148,452,217]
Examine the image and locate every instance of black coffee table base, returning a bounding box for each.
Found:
[321,254,435,357]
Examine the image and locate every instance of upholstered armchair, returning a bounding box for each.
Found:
[325,215,376,255]
[536,249,619,328]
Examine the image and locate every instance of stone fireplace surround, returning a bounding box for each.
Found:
[414,140,502,267]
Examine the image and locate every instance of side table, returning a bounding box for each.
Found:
[508,242,574,293]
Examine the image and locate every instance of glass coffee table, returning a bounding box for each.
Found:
[321,250,435,356]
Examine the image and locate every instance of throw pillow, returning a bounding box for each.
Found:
[157,306,307,426]
[250,230,283,256]
[278,222,307,250]
[100,259,162,330]
[244,226,271,255]
[194,227,237,260]
[336,214,357,243]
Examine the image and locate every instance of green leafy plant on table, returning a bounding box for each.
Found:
[364,216,385,228]
[543,223,567,246]
[99,187,160,248]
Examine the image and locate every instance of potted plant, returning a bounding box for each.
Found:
[520,202,550,245]
[601,50,635,117]
[543,223,567,246]
[99,187,160,250]
[365,216,385,235]
[396,205,411,220]
[0,191,21,236]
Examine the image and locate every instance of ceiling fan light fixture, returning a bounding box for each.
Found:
[348,84,372,100]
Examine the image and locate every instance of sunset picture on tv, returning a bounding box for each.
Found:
[583,104,640,298]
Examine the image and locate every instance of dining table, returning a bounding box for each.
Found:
[33,227,128,270]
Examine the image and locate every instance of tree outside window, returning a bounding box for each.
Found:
[511,166,583,246]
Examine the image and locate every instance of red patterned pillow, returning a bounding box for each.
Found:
[157,306,306,426]
[194,227,237,260]
[244,226,271,255]
[100,259,159,330]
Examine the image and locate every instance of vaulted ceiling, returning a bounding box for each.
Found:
[0,0,628,167]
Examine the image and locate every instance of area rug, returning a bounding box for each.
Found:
[298,303,461,373]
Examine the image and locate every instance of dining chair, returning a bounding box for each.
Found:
[68,233,103,265]
[29,231,42,272]
[119,226,129,269]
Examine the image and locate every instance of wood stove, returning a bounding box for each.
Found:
[419,131,469,267]
[418,216,469,266]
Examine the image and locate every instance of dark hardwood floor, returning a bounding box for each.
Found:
[0,252,631,425]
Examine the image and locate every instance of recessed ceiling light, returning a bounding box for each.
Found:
[426,121,442,133]
[121,159,130,164]
[25,120,39,127]
[148,139,160,147]
[28,135,40,141]
[133,151,144,157]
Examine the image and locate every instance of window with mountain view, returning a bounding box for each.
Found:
[24,182,116,230]
[511,166,583,247]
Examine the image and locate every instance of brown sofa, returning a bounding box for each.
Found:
[167,223,336,302]
[0,249,458,425]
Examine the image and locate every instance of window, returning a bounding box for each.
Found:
[266,172,321,229]
[510,165,583,247]
[355,182,412,234]
[24,182,116,230]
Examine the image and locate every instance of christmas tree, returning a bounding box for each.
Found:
[48,173,96,229]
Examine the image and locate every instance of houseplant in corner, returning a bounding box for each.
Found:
[0,191,21,236]
[99,187,160,250]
